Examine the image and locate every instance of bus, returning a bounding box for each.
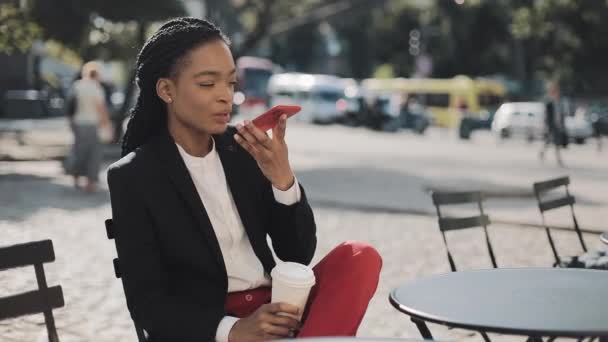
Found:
[361,76,507,127]
[235,56,279,116]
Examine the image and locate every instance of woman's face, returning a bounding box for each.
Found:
[163,39,236,137]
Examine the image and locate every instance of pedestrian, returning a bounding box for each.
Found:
[64,61,112,192]
[108,17,381,342]
[539,80,566,167]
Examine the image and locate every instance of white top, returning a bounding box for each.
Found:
[72,79,105,125]
[175,139,301,342]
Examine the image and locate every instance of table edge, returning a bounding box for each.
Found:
[388,289,608,338]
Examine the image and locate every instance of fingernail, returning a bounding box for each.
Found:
[233,134,240,141]
[236,124,243,130]
[245,120,251,126]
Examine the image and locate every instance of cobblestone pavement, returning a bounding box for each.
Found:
[1,123,606,341]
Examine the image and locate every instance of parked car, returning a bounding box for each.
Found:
[267,73,346,124]
[491,102,593,144]
[458,110,495,139]
[566,115,594,144]
[589,108,608,137]
[0,89,69,144]
[399,99,431,134]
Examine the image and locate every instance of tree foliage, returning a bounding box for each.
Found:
[0,3,41,54]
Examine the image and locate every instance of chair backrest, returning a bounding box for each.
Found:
[431,191,497,272]
[532,176,587,265]
[0,239,64,342]
[105,219,148,342]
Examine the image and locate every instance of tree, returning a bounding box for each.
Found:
[28,0,184,58]
[421,0,513,78]
[335,0,608,96]
[0,3,41,54]
[511,0,608,95]
[25,0,185,141]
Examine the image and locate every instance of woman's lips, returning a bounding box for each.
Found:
[214,112,230,123]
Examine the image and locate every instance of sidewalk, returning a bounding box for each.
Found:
[1,161,604,341]
[284,124,608,232]
[2,123,607,231]
[1,122,607,341]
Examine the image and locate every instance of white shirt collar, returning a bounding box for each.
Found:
[175,137,218,169]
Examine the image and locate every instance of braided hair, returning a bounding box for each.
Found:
[121,17,230,157]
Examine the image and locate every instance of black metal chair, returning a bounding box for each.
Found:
[532,176,604,268]
[0,239,65,342]
[431,190,498,272]
[105,219,148,342]
[420,191,495,342]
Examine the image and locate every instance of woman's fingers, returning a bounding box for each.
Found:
[266,313,300,330]
[238,121,273,150]
[265,302,300,316]
[272,114,287,141]
[234,133,261,157]
[263,333,287,340]
[254,303,301,339]
[261,322,292,337]
[235,123,257,145]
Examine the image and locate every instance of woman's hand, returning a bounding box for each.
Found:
[234,115,295,190]
[228,302,300,342]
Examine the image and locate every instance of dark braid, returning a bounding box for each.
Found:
[121,17,230,157]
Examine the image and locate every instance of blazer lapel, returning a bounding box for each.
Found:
[151,133,226,276]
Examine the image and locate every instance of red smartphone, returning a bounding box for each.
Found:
[251,105,301,131]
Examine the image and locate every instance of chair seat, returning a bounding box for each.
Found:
[559,250,608,270]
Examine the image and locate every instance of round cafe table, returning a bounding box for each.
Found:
[390,268,608,340]
[278,339,421,342]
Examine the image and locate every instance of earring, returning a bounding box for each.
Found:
[167,97,172,103]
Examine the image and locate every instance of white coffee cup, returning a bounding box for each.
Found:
[270,262,316,321]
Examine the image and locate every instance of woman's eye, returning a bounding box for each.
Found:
[229,81,237,87]
[199,83,214,87]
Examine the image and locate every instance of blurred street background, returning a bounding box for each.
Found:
[1,0,607,341]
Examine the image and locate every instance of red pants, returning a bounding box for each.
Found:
[224,241,382,337]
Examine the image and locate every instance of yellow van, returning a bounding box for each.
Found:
[361,76,506,127]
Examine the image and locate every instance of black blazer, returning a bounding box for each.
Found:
[107,126,317,342]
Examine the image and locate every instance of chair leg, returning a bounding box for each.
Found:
[35,264,60,342]
[526,337,543,342]
[544,227,560,266]
[411,317,434,340]
[480,331,491,342]
[40,307,60,342]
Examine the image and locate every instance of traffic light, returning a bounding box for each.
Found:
[409,29,420,56]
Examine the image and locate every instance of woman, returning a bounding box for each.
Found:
[65,62,112,192]
[108,17,381,342]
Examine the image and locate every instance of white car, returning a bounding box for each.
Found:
[491,102,593,143]
[267,73,346,124]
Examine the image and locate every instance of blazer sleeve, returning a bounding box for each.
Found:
[262,178,317,265]
[108,163,224,342]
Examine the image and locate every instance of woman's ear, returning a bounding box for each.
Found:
[156,78,174,104]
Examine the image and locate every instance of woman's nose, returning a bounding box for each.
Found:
[218,85,233,103]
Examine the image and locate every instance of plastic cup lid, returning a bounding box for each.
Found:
[271,262,316,287]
